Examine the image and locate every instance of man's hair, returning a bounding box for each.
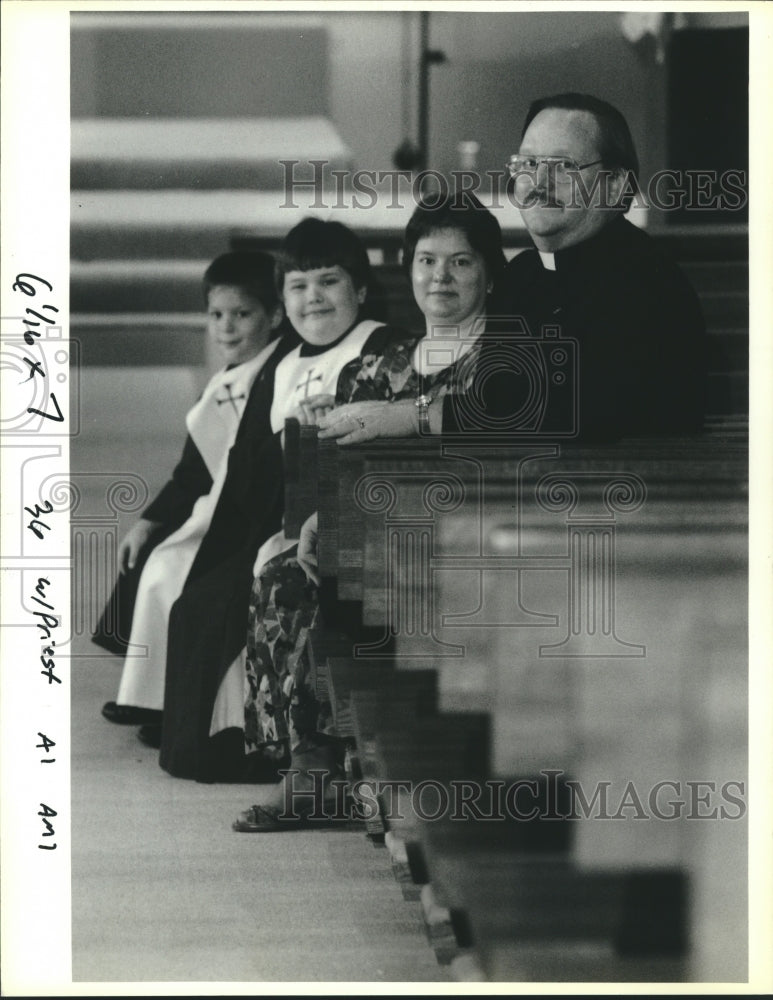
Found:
[402,190,507,284]
[275,217,371,292]
[523,92,640,210]
[203,251,280,314]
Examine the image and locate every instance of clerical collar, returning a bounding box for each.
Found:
[545,215,628,271]
[299,318,360,357]
[538,251,556,271]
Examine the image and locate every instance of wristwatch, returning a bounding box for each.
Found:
[415,394,432,435]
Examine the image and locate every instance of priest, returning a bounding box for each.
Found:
[444,93,708,439]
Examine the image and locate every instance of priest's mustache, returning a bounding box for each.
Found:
[523,188,562,208]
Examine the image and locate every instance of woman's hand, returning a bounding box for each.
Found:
[296,511,320,586]
[297,393,336,427]
[318,399,418,444]
[118,519,159,573]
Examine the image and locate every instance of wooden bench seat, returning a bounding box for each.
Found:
[295,417,747,981]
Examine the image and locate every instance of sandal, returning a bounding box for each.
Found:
[232,796,359,833]
[232,804,327,833]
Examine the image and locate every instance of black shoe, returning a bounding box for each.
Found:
[195,729,289,784]
[137,724,163,749]
[102,701,163,726]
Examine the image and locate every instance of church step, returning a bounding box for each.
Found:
[71,260,211,314]
[696,289,748,325]
[67,258,420,318]
[644,224,747,262]
[71,188,747,272]
[71,117,353,190]
[705,328,748,371]
[706,370,747,416]
[679,258,747,293]
[70,190,299,261]
[69,188,527,260]
[71,313,207,367]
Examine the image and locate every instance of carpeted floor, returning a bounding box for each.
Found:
[70,374,448,986]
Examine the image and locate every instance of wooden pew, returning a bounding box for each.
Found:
[307,424,747,982]
[329,658,439,844]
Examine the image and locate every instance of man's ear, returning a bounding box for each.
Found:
[357,285,367,306]
[608,167,637,210]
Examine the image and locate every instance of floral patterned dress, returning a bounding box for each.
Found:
[243,324,483,758]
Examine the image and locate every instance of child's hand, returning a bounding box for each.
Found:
[118,519,159,573]
[296,512,320,586]
[299,393,336,426]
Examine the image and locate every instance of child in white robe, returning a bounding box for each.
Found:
[94,251,286,725]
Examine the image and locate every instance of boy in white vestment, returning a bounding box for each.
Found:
[94,251,286,728]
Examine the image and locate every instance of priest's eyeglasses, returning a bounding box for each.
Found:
[506,155,604,179]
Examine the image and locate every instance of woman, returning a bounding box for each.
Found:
[314,190,506,442]
[234,192,506,830]
[159,218,415,782]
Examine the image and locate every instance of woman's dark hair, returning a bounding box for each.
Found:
[203,251,280,313]
[523,92,640,209]
[275,217,371,293]
[402,190,506,284]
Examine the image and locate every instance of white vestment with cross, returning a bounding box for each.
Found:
[269,319,380,434]
[115,339,280,710]
[186,340,279,476]
[211,319,383,735]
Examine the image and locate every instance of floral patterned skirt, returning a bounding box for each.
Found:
[244,544,328,757]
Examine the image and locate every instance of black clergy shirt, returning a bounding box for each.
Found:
[443,216,708,442]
